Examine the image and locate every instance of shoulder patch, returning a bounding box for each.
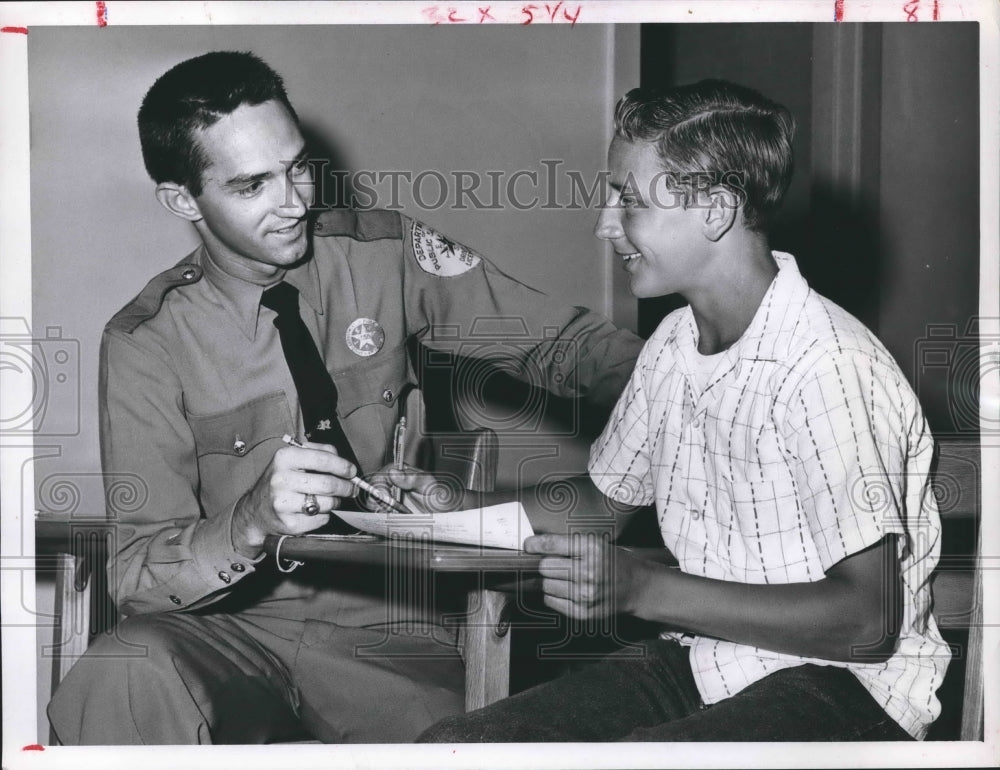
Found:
[107,262,202,334]
[312,209,402,241]
[410,222,482,277]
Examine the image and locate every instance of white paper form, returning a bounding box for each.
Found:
[334,501,534,550]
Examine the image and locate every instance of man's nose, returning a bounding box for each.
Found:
[281,174,313,217]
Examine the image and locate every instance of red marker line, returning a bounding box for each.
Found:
[933,0,939,19]
[22,745,45,751]
[97,0,108,26]
[2,26,29,34]
[834,0,845,21]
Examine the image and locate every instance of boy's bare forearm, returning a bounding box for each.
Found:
[628,536,901,662]
[497,475,640,538]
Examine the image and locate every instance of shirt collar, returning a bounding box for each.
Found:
[198,246,326,340]
[734,251,811,362]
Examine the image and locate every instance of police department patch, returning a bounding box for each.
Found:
[411,222,481,277]
[345,318,385,357]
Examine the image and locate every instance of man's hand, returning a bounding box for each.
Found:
[524,533,650,621]
[232,441,357,557]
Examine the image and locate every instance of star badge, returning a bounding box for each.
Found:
[345,318,385,357]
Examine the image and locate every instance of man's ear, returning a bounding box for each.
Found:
[703,186,739,242]
[154,182,203,223]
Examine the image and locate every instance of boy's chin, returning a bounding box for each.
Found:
[629,282,664,300]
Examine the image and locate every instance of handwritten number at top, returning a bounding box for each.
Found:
[422,3,581,26]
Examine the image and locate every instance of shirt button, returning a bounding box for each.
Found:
[218,571,232,584]
[182,268,197,281]
[231,563,246,573]
[691,510,701,520]
[169,595,182,605]
[233,437,247,456]
[382,389,394,403]
[692,417,703,430]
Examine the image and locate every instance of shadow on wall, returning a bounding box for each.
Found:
[774,180,883,335]
[637,179,883,341]
[300,121,356,210]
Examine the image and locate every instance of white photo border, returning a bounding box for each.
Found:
[2,2,997,768]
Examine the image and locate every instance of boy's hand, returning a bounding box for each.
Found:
[524,533,648,620]
[379,465,467,513]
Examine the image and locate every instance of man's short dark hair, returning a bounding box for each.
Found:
[614,79,795,232]
[138,51,298,196]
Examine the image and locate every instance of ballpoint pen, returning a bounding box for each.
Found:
[281,434,412,514]
[392,415,407,503]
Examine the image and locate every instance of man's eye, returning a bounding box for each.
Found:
[290,159,310,176]
[237,181,263,198]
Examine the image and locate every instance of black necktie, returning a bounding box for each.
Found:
[261,282,359,468]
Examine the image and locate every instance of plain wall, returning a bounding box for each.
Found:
[28,24,637,739]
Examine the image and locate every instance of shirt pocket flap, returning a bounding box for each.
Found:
[187,391,292,457]
[334,344,415,419]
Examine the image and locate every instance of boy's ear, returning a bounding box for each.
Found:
[155,182,203,223]
[702,186,739,242]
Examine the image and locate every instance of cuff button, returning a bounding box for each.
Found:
[218,571,232,584]
[169,595,182,605]
[231,563,246,573]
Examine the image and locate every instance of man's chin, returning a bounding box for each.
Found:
[283,240,313,269]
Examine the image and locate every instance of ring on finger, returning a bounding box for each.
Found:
[302,493,320,515]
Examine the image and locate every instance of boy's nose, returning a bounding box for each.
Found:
[594,204,623,242]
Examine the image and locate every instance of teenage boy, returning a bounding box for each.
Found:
[410,80,950,742]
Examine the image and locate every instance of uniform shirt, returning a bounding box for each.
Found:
[589,252,950,739]
[101,209,643,621]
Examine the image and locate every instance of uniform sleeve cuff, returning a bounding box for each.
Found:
[189,502,265,592]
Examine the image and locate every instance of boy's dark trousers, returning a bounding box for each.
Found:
[418,638,914,742]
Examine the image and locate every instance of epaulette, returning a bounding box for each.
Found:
[311,208,402,242]
[106,261,203,334]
